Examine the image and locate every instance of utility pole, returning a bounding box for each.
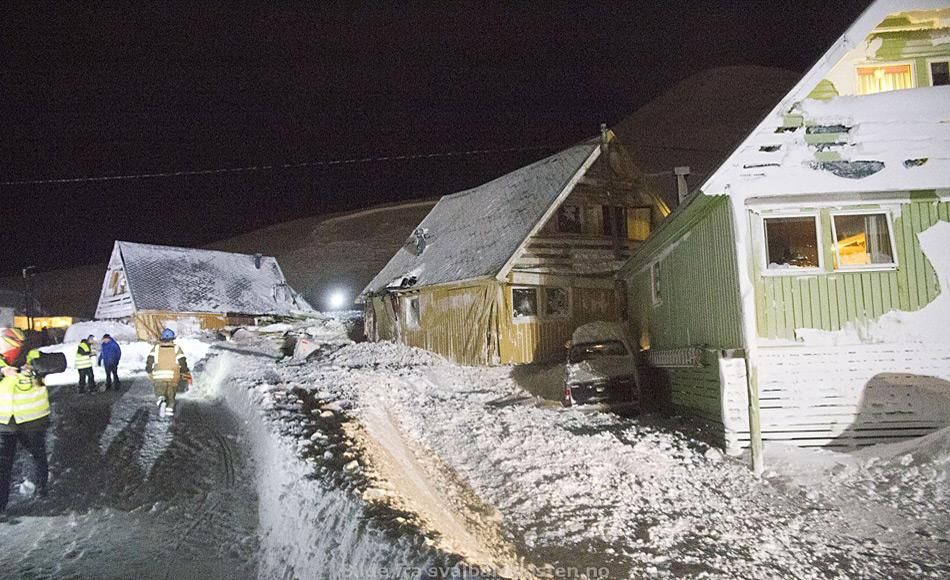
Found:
[22,266,36,331]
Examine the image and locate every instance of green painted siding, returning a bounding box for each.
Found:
[754,200,949,340]
[624,195,743,351]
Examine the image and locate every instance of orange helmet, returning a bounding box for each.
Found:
[0,328,26,366]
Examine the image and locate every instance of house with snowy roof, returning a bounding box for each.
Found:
[95,241,311,339]
[618,0,950,462]
[360,128,670,365]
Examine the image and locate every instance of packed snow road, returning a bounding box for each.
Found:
[0,376,258,579]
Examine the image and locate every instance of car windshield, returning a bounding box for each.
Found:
[569,340,629,363]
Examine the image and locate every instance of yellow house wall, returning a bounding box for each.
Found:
[498,284,619,364]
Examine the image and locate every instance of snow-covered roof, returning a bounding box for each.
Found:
[362,140,601,295]
[116,241,310,315]
[702,0,950,201]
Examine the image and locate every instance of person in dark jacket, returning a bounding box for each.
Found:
[97,334,122,390]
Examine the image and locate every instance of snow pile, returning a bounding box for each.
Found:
[328,341,445,369]
[64,320,138,343]
[205,345,480,579]
[240,340,950,577]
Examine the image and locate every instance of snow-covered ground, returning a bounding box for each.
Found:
[0,373,258,579]
[212,324,950,579]
[3,319,946,578]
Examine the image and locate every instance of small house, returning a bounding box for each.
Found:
[360,129,670,365]
[619,0,950,461]
[95,241,311,339]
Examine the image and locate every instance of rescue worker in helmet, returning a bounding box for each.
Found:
[0,328,50,512]
[145,328,190,418]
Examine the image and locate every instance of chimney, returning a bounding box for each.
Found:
[254,253,263,269]
[600,123,609,152]
[674,166,691,203]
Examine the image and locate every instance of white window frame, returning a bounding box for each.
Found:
[829,209,898,272]
[402,295,421,330]
[650,261,662,306]
[511,286,540,323]
[926,57,950,86]
[854,60,917,95]
[542,287,572,320]
[760,212,824,277]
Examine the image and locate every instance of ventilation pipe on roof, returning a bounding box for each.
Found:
[674,166,691,204]
[254,253,263,269]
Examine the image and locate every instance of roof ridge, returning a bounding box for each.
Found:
[116,240,278,261]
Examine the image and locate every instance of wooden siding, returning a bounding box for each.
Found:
[754,200,949,341]
[724,344,950,450]
[399,282,499,366]
[624,195,744,352]
[498,284,618,364]
[512,151,664,278]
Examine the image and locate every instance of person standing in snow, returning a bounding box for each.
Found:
[0,330,50,512]
[146,329,190,418]
[75,335,97,393]
[97,334,122,390]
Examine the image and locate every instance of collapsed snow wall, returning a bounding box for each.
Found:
[203,349,483,579]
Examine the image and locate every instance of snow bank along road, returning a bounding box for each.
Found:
[0,374,258,579]
[223,331,950,580]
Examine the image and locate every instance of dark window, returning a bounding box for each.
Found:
[544,287,570,318]
[557,206,582,234]
[931,61,950,86]
[601,206,627,237]
[512,288,538,319]
[764,216,820,270]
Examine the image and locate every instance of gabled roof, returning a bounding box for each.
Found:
[116,241,310,315]
[361,139,601,295]
[702,0,950,201]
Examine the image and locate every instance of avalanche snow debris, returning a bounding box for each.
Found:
[217,334,950,578]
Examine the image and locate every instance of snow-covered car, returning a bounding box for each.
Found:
[563,322,639,409]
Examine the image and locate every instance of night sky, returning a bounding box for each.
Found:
[1,1,871,274]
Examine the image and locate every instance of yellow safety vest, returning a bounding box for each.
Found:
[75,341,94,369]
[0,371,50,425]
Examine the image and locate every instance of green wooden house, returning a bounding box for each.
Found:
[619,0,950,465]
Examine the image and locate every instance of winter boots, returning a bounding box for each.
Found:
[156,397,174,418]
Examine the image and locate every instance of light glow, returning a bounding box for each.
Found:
[327,290,347,311]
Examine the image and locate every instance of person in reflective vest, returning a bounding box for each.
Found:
[75,335,97,393]
[0,340,50,512]
[145,328,189,418]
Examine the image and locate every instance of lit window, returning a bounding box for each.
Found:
[856,63,914,95]
[557,205,582,234]
[512,288,538,320]
[544,287,570,318]
[403,296,421,329]
[931,61,949,86]
[627,207,651,241]
[650,262,661,305]
[764,216,820,271]
[832,213,896,269]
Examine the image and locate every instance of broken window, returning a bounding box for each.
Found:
[931,60,950,86]
[856,63,914,95]
[650,261,662,305]
[511,287,538,320]
[764,216,821,271]
[601,206,628,238]
[557,205,582,234]
[544,287,570,318]
[832,213,896,269]
[403,295,421,329]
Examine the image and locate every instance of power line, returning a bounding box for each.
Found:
[0,144,559,187]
